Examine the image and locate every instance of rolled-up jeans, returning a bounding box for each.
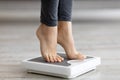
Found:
[40,0,72,26]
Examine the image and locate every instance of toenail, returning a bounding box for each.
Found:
[62,58,64,60]
[59,60,61,62]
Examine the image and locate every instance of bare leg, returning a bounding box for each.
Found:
[57,21,86,60]
[36,24,64,62]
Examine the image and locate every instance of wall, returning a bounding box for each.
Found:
[0,0,120,23]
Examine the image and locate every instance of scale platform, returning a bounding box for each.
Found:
[22,53,101,78]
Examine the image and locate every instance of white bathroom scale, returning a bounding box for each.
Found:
[22,52,101,78]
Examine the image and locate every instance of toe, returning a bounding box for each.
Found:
[57,55,64,62]
[77,53,86,60]
[58,55,64,60]
[81,54,86,59]
[56,56,61,62]
[46,55,50,62]
[49,55,54,63]
[53,55,57,62]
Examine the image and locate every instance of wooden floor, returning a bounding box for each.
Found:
[0,22,120,80]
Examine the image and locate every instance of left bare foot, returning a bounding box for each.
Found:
[57,21,86,60]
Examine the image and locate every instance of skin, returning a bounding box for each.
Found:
[36,21,86,63]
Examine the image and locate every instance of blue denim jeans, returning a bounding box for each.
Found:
[40,0,72,26]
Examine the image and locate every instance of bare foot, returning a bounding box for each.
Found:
[57,21,86,60]
[36,24,64,62]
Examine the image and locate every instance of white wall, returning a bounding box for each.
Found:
[0,0,120,23]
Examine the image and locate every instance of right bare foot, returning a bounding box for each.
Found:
[57,21,86,60]
[36,24,64,63]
